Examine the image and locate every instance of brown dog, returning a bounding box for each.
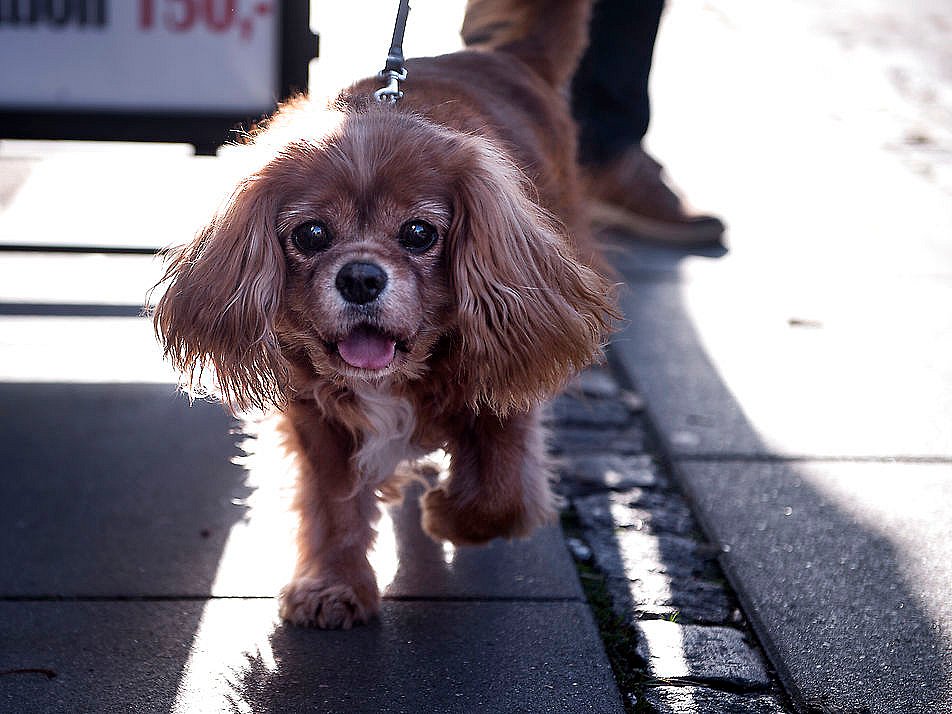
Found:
[153,0,617,629]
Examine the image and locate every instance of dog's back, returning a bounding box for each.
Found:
[460,0,592,91]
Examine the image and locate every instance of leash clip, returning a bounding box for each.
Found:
[374,67,407,104]
[374,0,410,104]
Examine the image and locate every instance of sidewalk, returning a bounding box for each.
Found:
[609,1,952,711]
[0,283,621,712]
[2,1,951,711]
[0,153,626,712]
[0,143,793,710]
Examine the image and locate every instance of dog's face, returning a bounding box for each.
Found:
[273,118,456,386]
[154,104,614,414]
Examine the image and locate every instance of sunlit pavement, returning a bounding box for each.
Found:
[0,4,627,712]
[1,0,951,712]
[0,381,621,712]
[607,1,952,712]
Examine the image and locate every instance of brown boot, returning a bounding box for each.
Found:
[585,145,725,246]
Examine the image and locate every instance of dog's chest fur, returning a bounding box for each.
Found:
[352,383,425,485]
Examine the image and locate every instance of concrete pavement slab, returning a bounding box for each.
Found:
[0,145,237,251]
[0,370,618,712]
[606,0,952,709]
[0,252,164,307]
[0,382,586,602]
[0,382,247,597]
[612,260,952,710]
[0,316,174,383]
[0,599,623,714]
[645,0,952,272]
[613,272,952,460]
[669,459,952,714]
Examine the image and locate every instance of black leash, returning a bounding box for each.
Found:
[374,0,411,103]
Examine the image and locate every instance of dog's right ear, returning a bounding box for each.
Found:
[151,176,288,413]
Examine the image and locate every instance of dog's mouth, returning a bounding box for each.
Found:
[330,325,408,372]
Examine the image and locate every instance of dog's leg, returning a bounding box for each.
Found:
[278,402,380,629]
[421,409,556,545]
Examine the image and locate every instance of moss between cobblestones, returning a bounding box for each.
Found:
[562,511,654,714]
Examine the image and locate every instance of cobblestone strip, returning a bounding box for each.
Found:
[548,363,794,714]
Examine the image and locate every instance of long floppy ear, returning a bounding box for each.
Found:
[151,176,288,413]
[448,138,618,414]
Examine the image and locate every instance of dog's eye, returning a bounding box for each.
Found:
[398,220,439,254]
[291,221,332,254]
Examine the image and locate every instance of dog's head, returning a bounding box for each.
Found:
[154,103,615,414]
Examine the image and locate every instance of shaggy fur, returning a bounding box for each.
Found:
[153,0,617,629]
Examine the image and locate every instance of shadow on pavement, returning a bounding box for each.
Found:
[177,479,619,713]
[610,240,952,713]
[0,382,250,712]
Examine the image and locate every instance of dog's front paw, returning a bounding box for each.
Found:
[421,485,554,546]
[279,575,379,629]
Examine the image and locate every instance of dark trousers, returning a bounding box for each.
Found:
[571,0,665,165]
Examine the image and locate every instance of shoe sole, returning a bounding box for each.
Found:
[588,200,725,247]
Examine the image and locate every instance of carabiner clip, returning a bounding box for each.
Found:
[374,68,407,104]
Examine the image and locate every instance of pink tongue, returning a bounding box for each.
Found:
[337,327,397,370]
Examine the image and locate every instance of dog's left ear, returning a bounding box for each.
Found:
[448,138,618,414]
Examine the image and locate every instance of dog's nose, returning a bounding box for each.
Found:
[335,261,388,305]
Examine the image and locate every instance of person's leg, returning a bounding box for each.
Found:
[573,0,725,245]
[572,0,663,165]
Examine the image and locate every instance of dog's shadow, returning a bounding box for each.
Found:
[205,462,572,713]
[382,472,569,600]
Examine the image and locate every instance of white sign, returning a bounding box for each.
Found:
[0,0,280,112]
